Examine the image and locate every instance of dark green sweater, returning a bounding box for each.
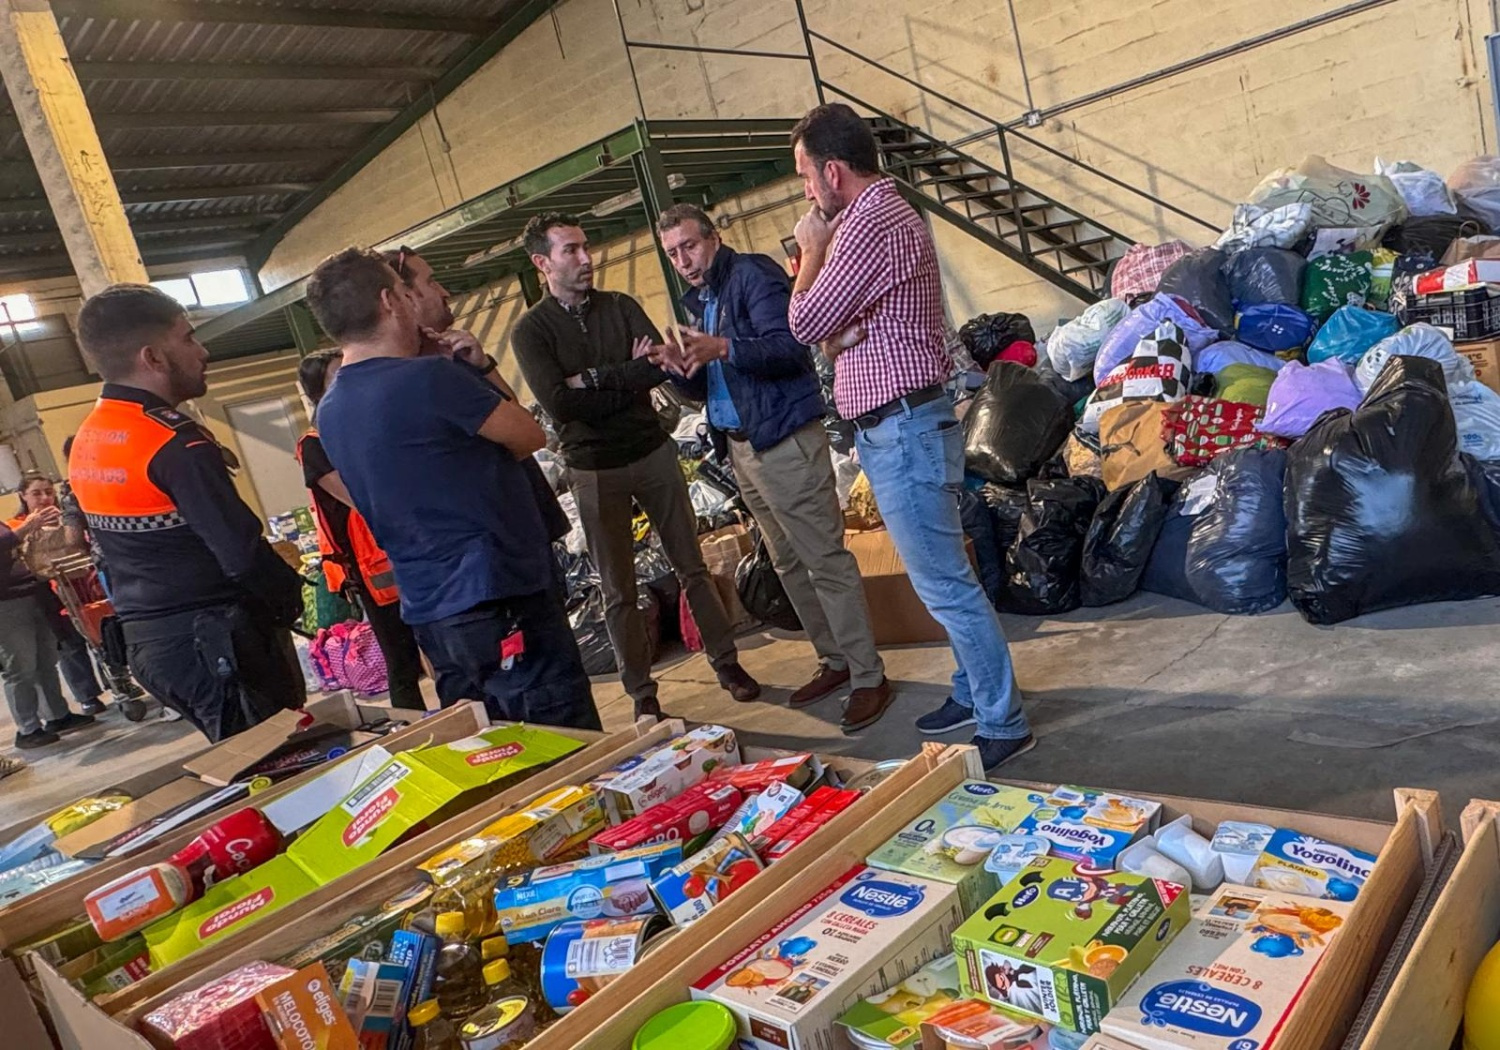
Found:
[511,292,670,471]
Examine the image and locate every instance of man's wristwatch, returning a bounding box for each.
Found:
[478,354,498,375]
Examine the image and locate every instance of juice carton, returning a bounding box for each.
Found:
[591,725,740,824]
[1102,885,1354,1049]
[952,856,1190,1034]
[1249,829,1376,902]
[650,832,764,926]
[493,841,683,943]
[692,867,963,1050]
[590,781,743,854]
[255,963,360,1050]
[1014,787,1161,868]
[836,953,964,1049]
[867,780,1040,915]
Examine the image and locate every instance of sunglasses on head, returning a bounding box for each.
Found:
[392,245,414,281]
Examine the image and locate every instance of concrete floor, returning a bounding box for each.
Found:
[3,591,1499,830]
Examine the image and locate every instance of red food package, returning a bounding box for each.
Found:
[756,788,861,862]
[139,961,294,1050]
[590,781,742,853]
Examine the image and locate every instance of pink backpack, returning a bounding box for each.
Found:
[309,621,390,698]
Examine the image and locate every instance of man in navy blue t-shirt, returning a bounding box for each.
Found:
[307,247,599,730]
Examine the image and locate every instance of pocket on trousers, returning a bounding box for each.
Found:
[918,417,965,491]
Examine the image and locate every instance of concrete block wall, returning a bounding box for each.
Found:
[259,0,1500,340]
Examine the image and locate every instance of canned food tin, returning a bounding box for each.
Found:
[540,914,665,1012]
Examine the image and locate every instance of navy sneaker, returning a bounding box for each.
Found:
[973,733,1037,770]
[915,697,977,735]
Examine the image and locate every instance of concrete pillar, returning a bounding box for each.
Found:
[0,0,146,296]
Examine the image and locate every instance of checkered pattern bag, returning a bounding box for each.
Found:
[1110,241,1194,300]
[1161,396,1289,467]
[310,621,389,698]
[1082,319,1193,432]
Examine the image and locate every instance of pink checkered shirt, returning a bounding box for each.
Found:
[788,178,953,418]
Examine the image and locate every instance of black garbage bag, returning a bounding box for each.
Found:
[1033,358,1095,410]
[569,586,617,676]
[1184,448,1288,615]
[1156,248,1235,332]
[982,483,1029,559]
[959,312,1036,370]
[1141,502,1198,604]
[1080,474,1173,606]
[1224,248,1305,308]
[1285,355,1500,624]
[1003,476,1105,614]
[959,488,1005,606]
[635,544,680,641]
[735,537,802,631]
[963,362,1074,485]
[1382,214,1485,259]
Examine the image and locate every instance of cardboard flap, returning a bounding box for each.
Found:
[53,780,216,859]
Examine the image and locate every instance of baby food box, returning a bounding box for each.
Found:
[952,856,1190,1034]
[1014,787,1161,868]
[836,953,962,1050]
[493,840,682,944]
[1249,829,1375,902]
[867,781,1040,915]
[692,866,963,1050]
[1102,884,1354,1050]
[591,724,740,824]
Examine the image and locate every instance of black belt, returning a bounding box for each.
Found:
[722,429,750,443]
[850,384,945,431]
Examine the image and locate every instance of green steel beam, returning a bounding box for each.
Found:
[632,138,688,320]
[284,304,321,355]
[109,149,349,171]
[94,110,400,130]
[247,0,560,270]
[52,0,500,35]
[518,269,543,306]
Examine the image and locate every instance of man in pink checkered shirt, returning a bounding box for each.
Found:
[787,103,1035,771]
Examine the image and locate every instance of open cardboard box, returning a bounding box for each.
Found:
[37,724,915,1049]
[1352,797,1500,1049]
[560,782,1437,1050]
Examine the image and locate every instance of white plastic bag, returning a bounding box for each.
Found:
[1046,297,1129,381]
[1448,157,1500,232]
[1248,156,1406,234]
[1216,202,1313,253]
[1353,323,1474,393]
[1375,157,1456,217]
[830,448,861,509]
[1450,379,1500,460]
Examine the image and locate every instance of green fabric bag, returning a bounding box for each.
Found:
[301,561,353,634]
[1215,363,1278,406]
[1300,250,1374,323]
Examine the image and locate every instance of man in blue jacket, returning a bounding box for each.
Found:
[655,204,891,731]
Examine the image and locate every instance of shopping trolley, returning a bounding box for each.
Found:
[40,551,149,722]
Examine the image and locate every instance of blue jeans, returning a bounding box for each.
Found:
[855,396,1030,740]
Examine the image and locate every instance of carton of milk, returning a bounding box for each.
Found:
[1102,884,1354,1050]
[1250,829,1375,902]
[692,866,963,1050]
[1014,786,1161,868]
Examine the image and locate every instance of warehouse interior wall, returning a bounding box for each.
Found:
[257,0,1500,333]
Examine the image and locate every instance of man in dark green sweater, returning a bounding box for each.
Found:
[511,212,760,719]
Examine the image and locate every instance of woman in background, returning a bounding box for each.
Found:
[296,350,427,711]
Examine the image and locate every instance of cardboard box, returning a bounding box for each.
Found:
[838,954,963,1049]
[845,529,947,645]
[143,854,320,969]
[1014,786,1162,869]
[183,694,363,787]
[1457,338,1500,394]
[1102,885,1354,1050]
[416,784,604,884]
[700,524,753,578]
[708,753,822,793]
[590,724,740,824]
[52,780,219,859]
[493,840,684,943]
[952,857,1191,1034]
[867,780,1041,915]
[1249,828,1376,902]
[692,866,964,1050]
[256,962,360,1050]
[590,781,743,854]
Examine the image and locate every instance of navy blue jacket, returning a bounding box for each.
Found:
[674,246,823,454]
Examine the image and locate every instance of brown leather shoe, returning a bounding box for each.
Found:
[840,677,894,733]
[717,662,762,703]
[789,665,851,708]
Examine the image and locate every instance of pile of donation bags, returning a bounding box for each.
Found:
[958,153,1500,624]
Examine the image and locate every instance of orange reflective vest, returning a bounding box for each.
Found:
[295,430,399,607]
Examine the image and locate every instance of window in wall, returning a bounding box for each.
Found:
[152,269,251,309]
[0,294,36,324]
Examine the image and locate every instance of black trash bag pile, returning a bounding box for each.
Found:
[1004,476,1106,615]
[1285,355,1500,624]
[1080,474,1175,607]
[568,586,617,676]
[959,489,1004,606]
[635,544,681,642]
[1141,450,1289,614]
[1224,248,1305,307]
[736,536,802,631]
[1382,214,1485,259]
[963,362,1074,485]
[1033,358,1095,412]
[958,312,1035,370]
[1156,248,1235,332]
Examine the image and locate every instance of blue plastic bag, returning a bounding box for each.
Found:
[1235,303,1317,353]
[1306,306,1399,366]
[1196,340,1288,375]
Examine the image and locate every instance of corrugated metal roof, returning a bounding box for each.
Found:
[0,0,553,283]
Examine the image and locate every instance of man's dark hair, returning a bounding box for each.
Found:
[61,435,74,461]
[298,348,342,406]
[76,283,186,382]
[523,212,584,259]
[790,103,880,176]
[306,247,398,343]
[656,203,716,239]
